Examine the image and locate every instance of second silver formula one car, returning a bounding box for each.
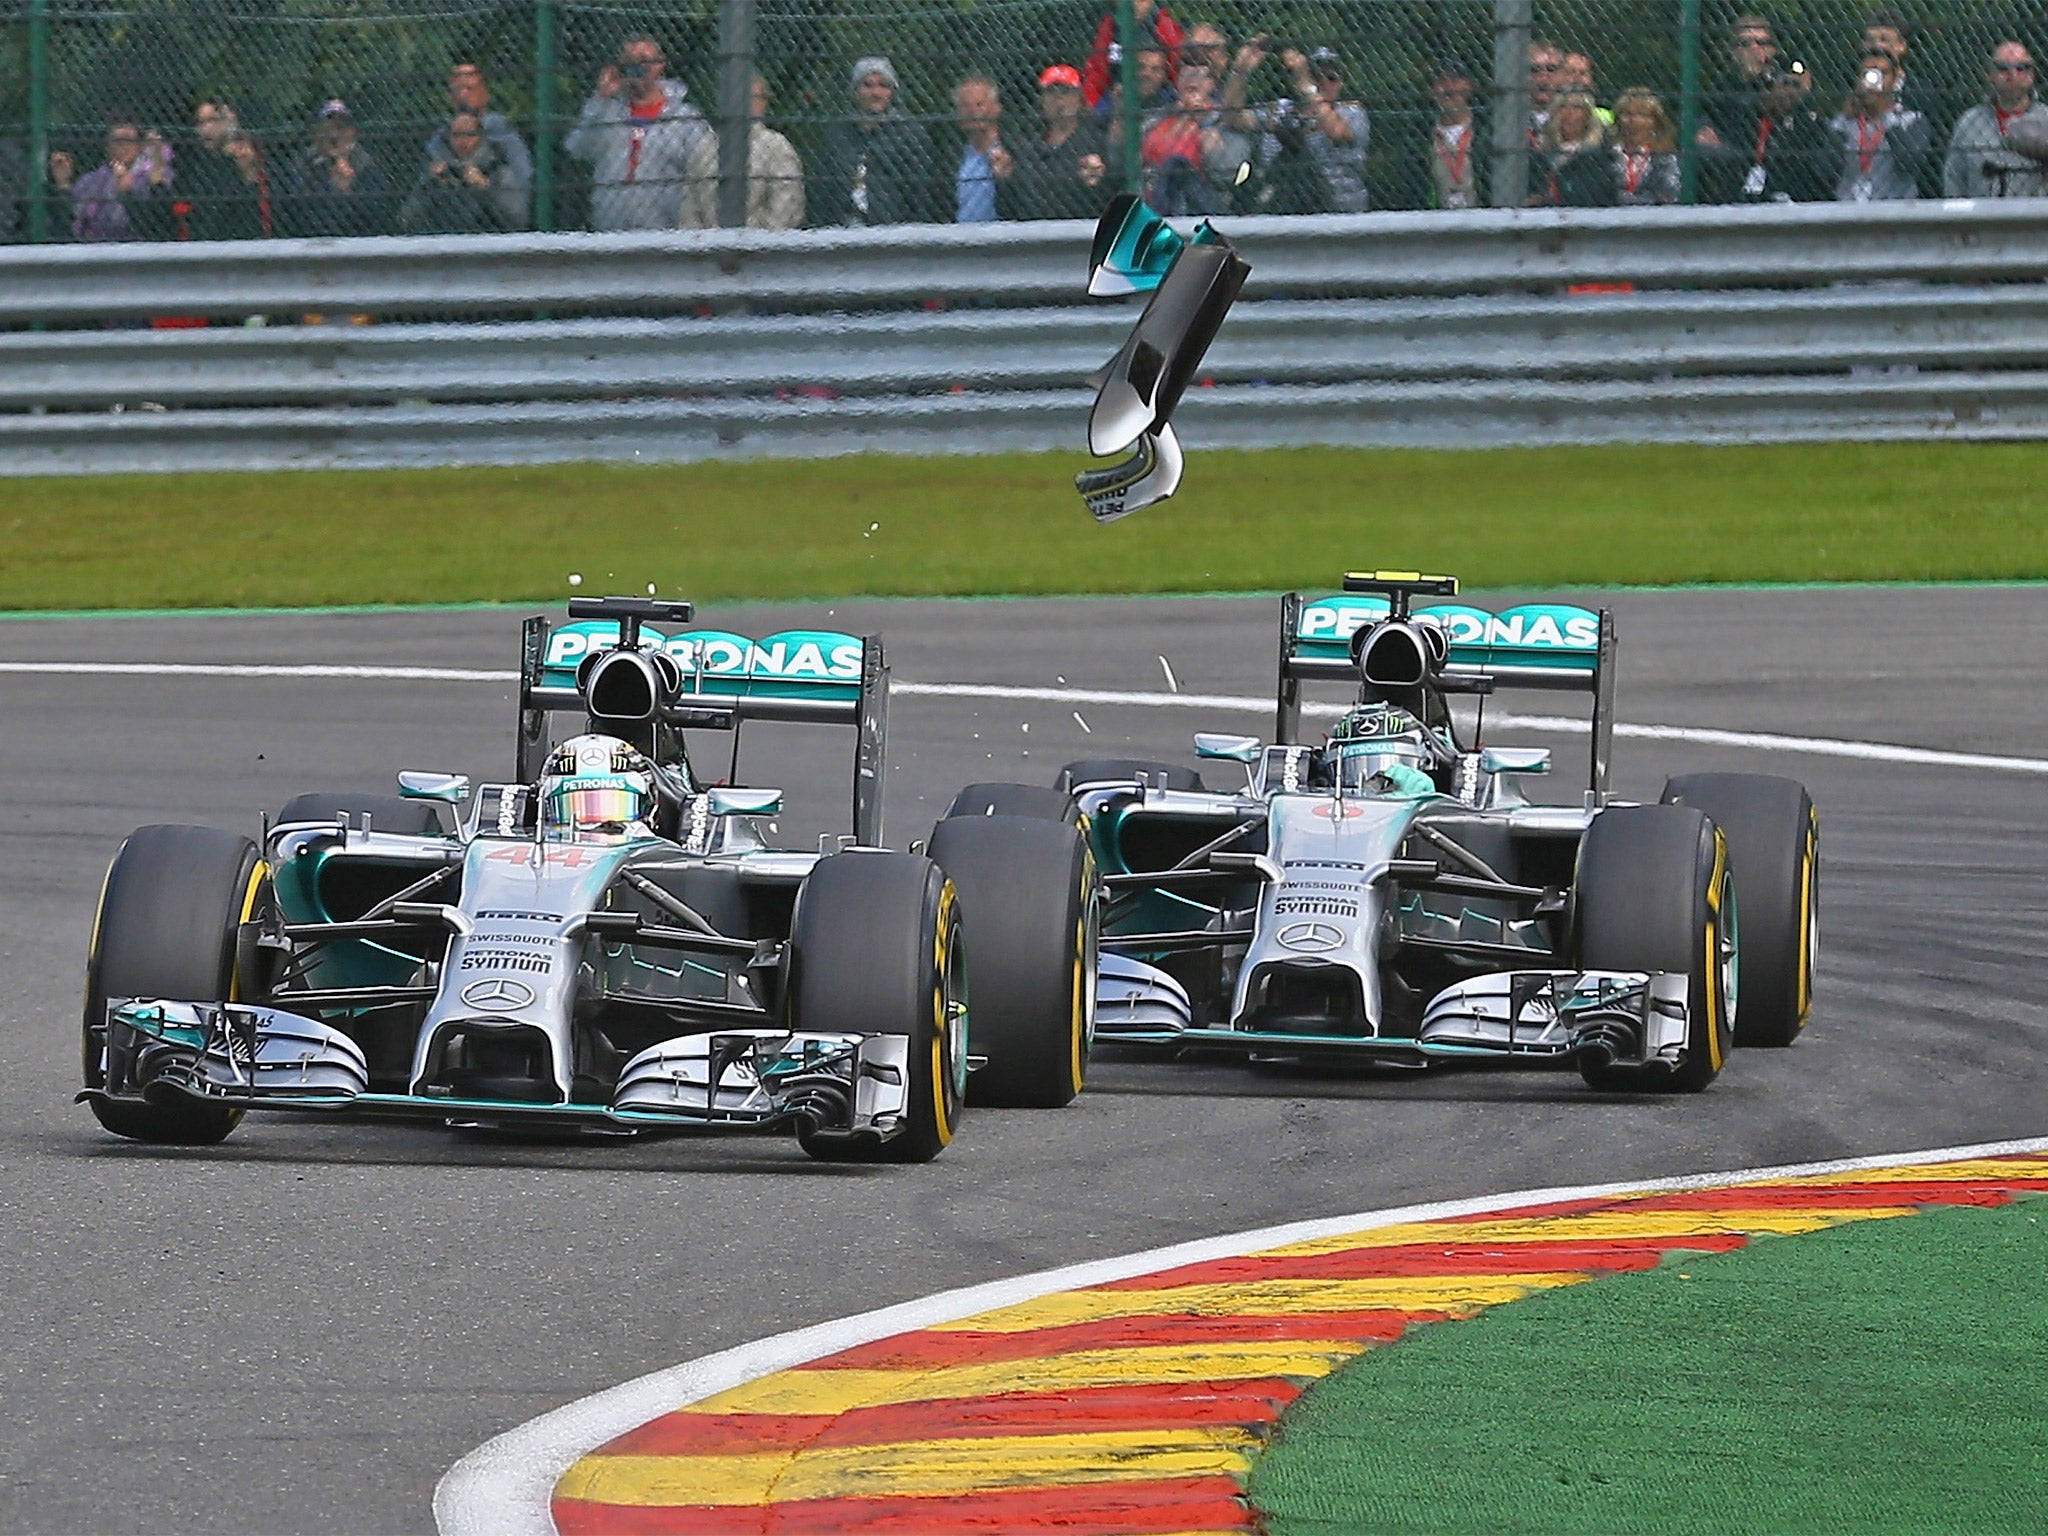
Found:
[1057,572,1819,1093]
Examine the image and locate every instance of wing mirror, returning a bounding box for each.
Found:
[1479,747,1551,776]
[1193,732,1263,763]
[707,787,783,817]
[397,771,471,803]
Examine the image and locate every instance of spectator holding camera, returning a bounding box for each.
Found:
[1720,61,1834,202]
[64,115,174,242]
[1611,89,1679,205]
[1533,91,1616,206]
[1943,41,2048,198]
[279,100,392,236]
[1012,65,1108,220]
[1221,38,1368,213]
[1141,65,1248,215]
[180,96,270,240]
[1831,50,1929,200]
[427,63,532,192]
[564,33,714,230]
[814,57,936,226]
[401,110,529,232]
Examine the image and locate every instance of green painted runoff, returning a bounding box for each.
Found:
[5,441,2048,612]
[1251,1196,2048,1535]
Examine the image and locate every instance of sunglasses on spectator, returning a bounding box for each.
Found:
[1993,61,2034,72]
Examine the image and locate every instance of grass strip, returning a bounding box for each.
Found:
[6,442,2048,613]
[1250,1197,2048,1536]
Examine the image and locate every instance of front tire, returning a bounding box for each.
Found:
[928,815,1097,1108]
[1662,773,1817,1048]
[940,782,1078,825]
[1575,804,1735,1094]
[84,824,268,1144]
[788,852,964,1163]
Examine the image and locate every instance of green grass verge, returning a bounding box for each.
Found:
[8,441,2048,612]
[1250,1197,2048,1536]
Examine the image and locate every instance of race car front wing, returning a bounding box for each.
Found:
[83,999,915,1138]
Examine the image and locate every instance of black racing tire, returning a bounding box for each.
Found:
[1574,804,1735,1094]
[83,824,268,1145]
[927,815,1097,1109]
[788,852,964,1164]
[1056,759,1206,796]
[939,782,1078,825]
[1662,773,1818,1049]
[276,792,444,838]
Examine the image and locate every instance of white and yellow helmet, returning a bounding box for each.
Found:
[538,734,658,841]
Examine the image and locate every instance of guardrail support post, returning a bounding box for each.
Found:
[1489,0,1531,209]
[1678,0,1703,203]
[533,0,557,233]
[27,0,50,242]
[715,0,757,227]
[1116,0,1141,197]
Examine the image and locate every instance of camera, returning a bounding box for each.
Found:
[1860,64,1888,90]
[618,59,654,84]
[1760,59,1806,89]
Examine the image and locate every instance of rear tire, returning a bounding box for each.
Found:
[1057,758,1205,795]
[788,852,964,1163]
[84,825,267,1144]
[940,782,1078,825]
[1662,773,1817,1048]
[1574,805,1735,1094]
[276,792,443,838]
[928,815,1096,1108]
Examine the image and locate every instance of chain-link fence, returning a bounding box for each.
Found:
[1,0,2044,242]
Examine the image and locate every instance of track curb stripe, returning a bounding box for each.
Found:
[433,1137,2048,1535]
[509,1147,2048,1534]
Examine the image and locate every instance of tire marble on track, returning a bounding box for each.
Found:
[0,585,2040,1535]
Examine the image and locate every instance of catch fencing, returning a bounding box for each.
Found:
[0,201,2044,474]
[0,0,2043,240]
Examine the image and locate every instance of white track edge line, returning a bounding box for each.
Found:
[434,1133,2048,1536]
[6,661,2046,775]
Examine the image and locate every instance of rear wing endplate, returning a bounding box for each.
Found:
[1275,588,1616,799]
[516,607,890,845]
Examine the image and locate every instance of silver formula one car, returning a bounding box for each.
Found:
[1051,572,1819,1092]
[81,597,1094,1160]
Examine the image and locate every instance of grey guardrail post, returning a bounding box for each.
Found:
[1490,0,1532,209]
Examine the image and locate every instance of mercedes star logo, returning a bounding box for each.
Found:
[1276,922,1346,954]
[460,977,535,1012]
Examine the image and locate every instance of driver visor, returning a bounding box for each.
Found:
[546,785,642,826]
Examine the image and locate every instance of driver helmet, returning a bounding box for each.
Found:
[1319,706,1441,796]
[538,734,659,841]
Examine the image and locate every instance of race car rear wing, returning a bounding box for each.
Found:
[515,597,890,845]
[1274,573,1616,799]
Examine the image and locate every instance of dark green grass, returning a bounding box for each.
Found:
[1250,1197,2048,1535]
[6,441,2048,612]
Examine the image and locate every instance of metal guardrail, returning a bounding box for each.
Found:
[1,203,2044,474]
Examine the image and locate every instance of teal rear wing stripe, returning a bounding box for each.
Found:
[1275,592,1616,800]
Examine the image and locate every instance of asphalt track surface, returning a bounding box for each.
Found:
[3,585,2045,1535]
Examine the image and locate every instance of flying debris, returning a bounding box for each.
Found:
[1075,195,1250,523]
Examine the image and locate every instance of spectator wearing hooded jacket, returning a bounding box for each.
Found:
[813,57,938,226]
[401,111,529,232]
[66,116,175,242]
[564,32,715,230]
[1944,40,2048,198]
[426,63,533,193]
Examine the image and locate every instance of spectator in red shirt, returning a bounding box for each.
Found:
[1084,0,1184,110]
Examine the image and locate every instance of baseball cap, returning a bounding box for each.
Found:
[1310,46,1342,74]
[1038,64,1084,89]
[317,98,353,122]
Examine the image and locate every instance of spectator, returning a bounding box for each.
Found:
[1422,59,1483,209]
[1832,50,1929,199]
[401,111,529,232]
[1861,9,1937,124]
[1013,64,1108,219]
[1528,38,1565,139]
[1184,22,1230,80]
[1221,39,1367,213]
[1700,13,1786,154]
[69,116,175,242]
[1722,61,1836,202]
[430,63,533,192]
[180,96,271,240]
[1943,41,2048,198]
[280,100,392,236]
[1102,43,1177,136]
[1084,0,1184,111]
[948,74,1013,222]
[564,33,714,230]
[1611,88,1680,204]
[682,74,805,230]
[814,57,937,226]
[1141,65,1247,215]
[1534,92,1616,205]
[1561,51,1615,127]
